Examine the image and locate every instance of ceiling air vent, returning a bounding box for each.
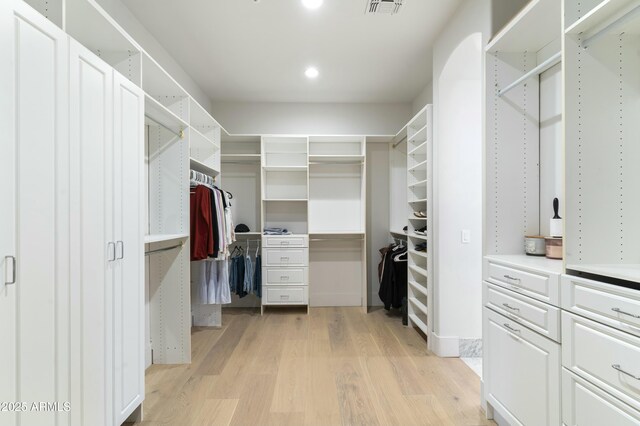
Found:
[366,0,403,15]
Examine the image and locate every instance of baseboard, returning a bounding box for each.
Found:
[430,332,460,357]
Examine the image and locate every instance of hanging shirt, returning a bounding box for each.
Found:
[253,254,262,298]
[190,185,212,261]
[244,253,253,295]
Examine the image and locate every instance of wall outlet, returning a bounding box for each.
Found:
[461,229,471,244]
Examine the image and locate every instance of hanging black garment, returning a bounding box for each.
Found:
[378,244,407,310]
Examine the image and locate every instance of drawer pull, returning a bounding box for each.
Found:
[280,241,290,245]
[502,303,520,312]
[611,364,640,380]
[611,307,640,319]
[503,323,521,333]
[503,274,521,283]
[280,256,290,260]
[280,276,290,280]
[280,295,290,299]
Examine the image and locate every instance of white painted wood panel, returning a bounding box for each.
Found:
[563,368,640,426]
[0,2,70,424]
[484,308,561,426]
[69,39,113,426]
[113,72,145,423]
[309,240,363,307]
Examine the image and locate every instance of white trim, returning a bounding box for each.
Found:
[429,332,460,357]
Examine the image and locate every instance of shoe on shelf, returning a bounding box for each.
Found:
[403,225,408,233]
[413,211,426,218]
[414,226,427,236]
[414,242,427,252]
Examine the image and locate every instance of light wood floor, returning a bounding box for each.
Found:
[138,307,493,426]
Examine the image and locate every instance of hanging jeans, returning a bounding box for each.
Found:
[253,255,262,298]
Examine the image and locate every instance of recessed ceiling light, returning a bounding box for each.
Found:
[305,67,319,79]
[302,0,323,10]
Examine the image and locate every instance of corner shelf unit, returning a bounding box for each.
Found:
[406,105,433,339]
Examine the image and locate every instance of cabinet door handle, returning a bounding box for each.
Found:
[116,241,124,260]
[503,323,520,333]
[611,307,640,319]
[107,242,116,262]
[502,303,520,312]
[4,256,16,285]
[612,364,640,380]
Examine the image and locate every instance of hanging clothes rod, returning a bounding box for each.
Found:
[498,51,562,97]
[581,4,640,49]
[392,135,407,148]
[145,115,185,139]
[308,162,364,166]
[232,239,262,243]
[145,243,183,256]
[309,237,364,241]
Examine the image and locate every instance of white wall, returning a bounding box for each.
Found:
[431,0,491,347]
[411,81,433,115]
[211,101,411,136]
[94,0,212,110]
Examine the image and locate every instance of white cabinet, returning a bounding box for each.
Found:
[262,236,309,311]
[0,2,70,425]
[563,368,640,426]
[112,71,145,424]
[562,311,640,412]
[69,39,144,425]
[484,308,561,426]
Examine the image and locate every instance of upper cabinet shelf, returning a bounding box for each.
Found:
[565,0,640,37]
[144,95,187,137]
[142,53,189,123]
[486,0,561,53]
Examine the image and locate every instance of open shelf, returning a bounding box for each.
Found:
[408,108,428,130]
[144,233,188,245]
[263,198,308,202]
[221,154,261,163]
[408,125,428,144]
[142,53,188,122]
[408,141,427,156]
[409,265,428,277]
[409,249,428,258]
[409,179,427,188]
[263,136,308,168]
[308,155,365,164]
[145,95,188,136]
[409,234,427,241]
[263,166,307,172]
[190,98,220,143]
[487,0,561,52]
[408,313,429,336]
[409,281,429,298]
[409,297,429,316]
[190,157,219,177]
[66,0,142,84]
[565,0,639,34]
[409,199,427,203]
[408,160,428,171]
[390,230,407,238]
[234,232,262,238]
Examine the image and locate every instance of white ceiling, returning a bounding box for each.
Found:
[122,0,462,103]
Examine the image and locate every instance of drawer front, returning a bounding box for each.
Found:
[264,286,308,305]
[562,274,640,337]
[562,368,640,426]
[264,248,308,267]
[263,235,308,248]
[484,281,560,342]
[562,311,640,411]
[484,308,561,426]
[486,260,559,305]
[264,267,308,285]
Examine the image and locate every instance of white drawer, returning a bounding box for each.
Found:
[263,235,308,248]
[263,286,308,305]
[562,274,640,338]
[484,281,560,342]
[263,248,308,267]
[562,368,640,426]
[264,267,308,285]
[485,259,560,306]
[484,308,561,426]
[562,311,640,411]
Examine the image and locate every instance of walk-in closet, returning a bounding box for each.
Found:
[3,0,639,424]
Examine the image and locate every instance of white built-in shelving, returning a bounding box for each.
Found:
[564,0,640,280]
[144,234,189,245]
[406,106,433,340]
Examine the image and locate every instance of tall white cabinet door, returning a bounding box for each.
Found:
[0,2,70,426]
[69,39,114,426]
[112,72,145,423]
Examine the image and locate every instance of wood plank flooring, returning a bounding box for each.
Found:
[137,307,493,426]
